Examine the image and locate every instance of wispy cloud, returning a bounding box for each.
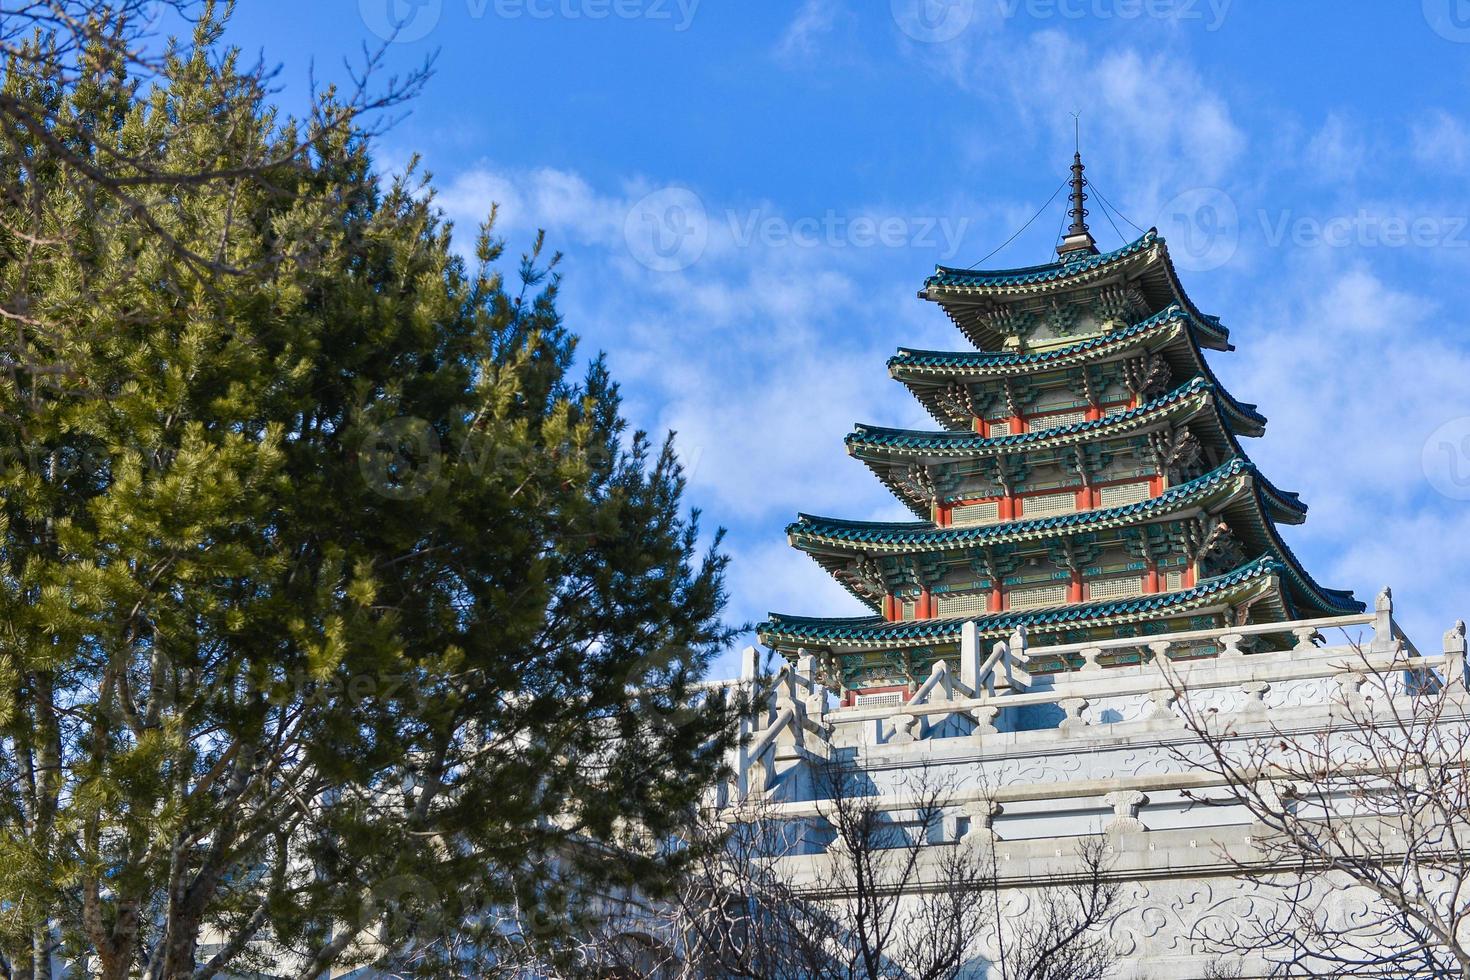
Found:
[774,0,840,63]
[1412,110,1470,173]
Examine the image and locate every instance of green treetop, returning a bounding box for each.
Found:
[0,11,734,979]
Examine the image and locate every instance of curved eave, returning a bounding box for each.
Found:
[921,230,1232,352]
[925,231,1159,290]
[849,377,1237,462]
[759,558,1285,652]
[889,306,1192,380]
[791,458,1260,556]
[895,312,1268,436]
[1233,487,1363,616]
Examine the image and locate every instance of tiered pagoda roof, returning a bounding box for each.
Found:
[757,156,1360,694]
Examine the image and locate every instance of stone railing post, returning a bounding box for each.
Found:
[1371,586,1396,654]
[1445,621,1467,689]
[796,648,826,719]
[960,620,981,693]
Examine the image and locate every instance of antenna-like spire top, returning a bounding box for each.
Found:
[1057,118,1099,261]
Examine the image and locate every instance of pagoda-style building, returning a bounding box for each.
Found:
[758,153,1362,697]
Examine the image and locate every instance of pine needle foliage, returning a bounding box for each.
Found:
[0,9,736,979]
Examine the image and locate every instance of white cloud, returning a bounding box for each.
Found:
[774,0,840,63]
[1303,112,1367,184]
[1412,110,1470,173]
[920,30,1246,209]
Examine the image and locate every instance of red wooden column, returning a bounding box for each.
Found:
[1148,474,1166,497]
[1085,403,1102,422]
[989,585,1005,612]
[1068,571,1085,603]
[1145,563,1162,594]
[998,495,1015,520]
[883,594,896,621]
[917,588,932,619]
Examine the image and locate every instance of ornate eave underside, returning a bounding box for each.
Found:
[849,378,1255,476]
[920,230,1232,352]
[788,459,1356,618]
[890,304,1192,377]
[792,459,1283,556]
[889,305,1263,432]
[758,558,1287,653]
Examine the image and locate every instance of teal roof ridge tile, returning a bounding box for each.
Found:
[759,555,1285,641]
[889,304,1189,370]
[850,376,1217,451]
[927,230,1158,288]
[790,457,1259,545]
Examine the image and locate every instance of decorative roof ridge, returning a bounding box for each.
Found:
[759,555,1284,641]
[791,512,933,534]
[850,375,1218,450]
[889,304,1190,369]
[923,230,1232,351]
[927,229,1158,288]
[790,457,1259,545]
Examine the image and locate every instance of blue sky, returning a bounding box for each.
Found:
[224,2,1470,675]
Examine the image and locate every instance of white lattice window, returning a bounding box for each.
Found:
[1008,583,1068,610]
[952,501,1001,526]
[1021,492,1076,517]
[1099,481,1151,508]
[899,601,917,621]
[1032,409,1087,431]
[855,691,904,709]
[1165,570,1185,591]
[1104,404,1129,417]
[935,592,989,617]
[987,420,1012,437]
[1089,576,1145,601]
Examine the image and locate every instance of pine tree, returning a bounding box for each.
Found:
[0,11,734,979]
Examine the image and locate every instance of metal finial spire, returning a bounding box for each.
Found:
[1057,116,1099,260]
